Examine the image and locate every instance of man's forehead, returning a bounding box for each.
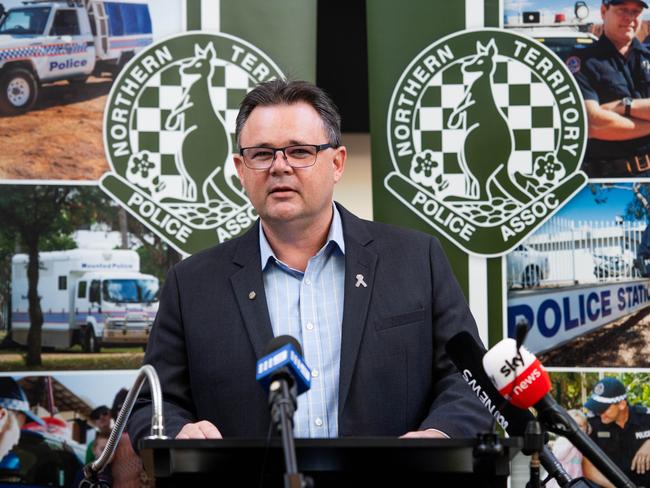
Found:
[247,101,319,118]
[240,102,328,142]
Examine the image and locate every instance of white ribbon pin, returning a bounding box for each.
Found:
[355,274,367,288]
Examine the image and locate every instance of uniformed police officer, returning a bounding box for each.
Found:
[583,377,650,487]
[567,0,650,178]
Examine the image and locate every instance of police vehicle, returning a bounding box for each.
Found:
[11,249,159,352]
[505,1,597,62]
[0,0,153,115]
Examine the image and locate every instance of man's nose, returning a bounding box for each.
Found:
[269,149,293,173]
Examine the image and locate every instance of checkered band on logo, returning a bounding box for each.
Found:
[129,59,254,179]
[414,57,560,177]
[0,397,29,413]
[0,42,88,61]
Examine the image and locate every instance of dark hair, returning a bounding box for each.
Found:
[235,80,341,148]
[90,405,110,421]
[111,388,128,419]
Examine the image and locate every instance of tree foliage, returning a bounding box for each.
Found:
[0,185,181,365]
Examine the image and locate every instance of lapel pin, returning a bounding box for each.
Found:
[355,274,367,288]
[248,291,256,300]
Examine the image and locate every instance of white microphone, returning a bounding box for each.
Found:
[483,338,635,488]
[482,338,551,410]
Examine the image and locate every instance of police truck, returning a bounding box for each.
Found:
[10,248,159,352]
[0,0,152,115]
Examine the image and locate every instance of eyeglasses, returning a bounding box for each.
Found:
[610,6,643,18]
[239,143,337,170]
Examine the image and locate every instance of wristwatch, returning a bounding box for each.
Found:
[623,97,633,118]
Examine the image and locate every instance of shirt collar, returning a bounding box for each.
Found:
[259,203,345,269]
[601,34,645,56]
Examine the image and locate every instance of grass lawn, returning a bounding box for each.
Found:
[0,332,145,371]
[0,351,145,371]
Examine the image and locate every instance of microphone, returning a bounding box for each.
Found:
[256,335,312,488]
[483,338,636,488]
[482,338,551,410]
[256,335,311,397]
[445,332,573,487]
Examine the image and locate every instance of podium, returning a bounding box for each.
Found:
[140,437,520,487]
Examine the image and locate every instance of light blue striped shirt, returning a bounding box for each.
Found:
[259,205,345,438]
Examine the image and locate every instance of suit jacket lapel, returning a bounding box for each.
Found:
[230,222,274,359]
[337,205,377,417]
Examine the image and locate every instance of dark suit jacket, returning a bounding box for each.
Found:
[128,204,491,444]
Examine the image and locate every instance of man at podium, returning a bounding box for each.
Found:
[128,80,491,445]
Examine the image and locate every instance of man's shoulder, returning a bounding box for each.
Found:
[173,224,258,275]
[338,204,439,248]
[566,42,608,74]
[630,403,650,419]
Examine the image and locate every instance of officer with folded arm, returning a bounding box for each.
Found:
[567,0,650,178]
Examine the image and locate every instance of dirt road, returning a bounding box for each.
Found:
[540,306,650,367]
[0,76,112,182]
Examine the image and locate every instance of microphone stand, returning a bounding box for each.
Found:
[524,420,544,488]
[269,379,312,488]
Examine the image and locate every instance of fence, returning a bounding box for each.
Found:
[507,218,647,289]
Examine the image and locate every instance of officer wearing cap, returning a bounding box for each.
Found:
[566,0,650,178]
[85,404,112,464]
[0,377,44,461]
[583,377,650,487]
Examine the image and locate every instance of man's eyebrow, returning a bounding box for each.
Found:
[247,140,307,148]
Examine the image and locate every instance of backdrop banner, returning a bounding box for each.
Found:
[366,0,587,344]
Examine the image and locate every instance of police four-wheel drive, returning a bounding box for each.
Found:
[0,0,152,115]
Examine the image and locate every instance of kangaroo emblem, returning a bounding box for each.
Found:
[446,40,530,204]
[163,43,246,207]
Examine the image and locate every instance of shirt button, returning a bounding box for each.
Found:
[314,417,323,427]
[306,322,314,330]
[305,278,311,285]
[311,369,319,378]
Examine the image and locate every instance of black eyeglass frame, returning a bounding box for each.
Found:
[238,143,338,170]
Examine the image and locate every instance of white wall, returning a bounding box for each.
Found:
[334,133,373,221]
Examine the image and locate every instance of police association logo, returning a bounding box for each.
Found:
[385,29,588,256]
[101,32,284,255]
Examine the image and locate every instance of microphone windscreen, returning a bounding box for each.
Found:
[264,334,303,356]
[482,338,551,409]
[257,335,311,395]
[445,331,535,436]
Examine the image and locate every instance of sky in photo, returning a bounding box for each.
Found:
[504,0,650,24]
[553,184,648,223]
[12,370,137,411]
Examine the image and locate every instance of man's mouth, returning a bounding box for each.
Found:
[269,186,296,195]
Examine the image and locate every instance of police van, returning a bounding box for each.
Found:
[0,0,152,115]
[10,249,159,352]
[505,1,597,61]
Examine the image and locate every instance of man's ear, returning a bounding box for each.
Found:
[233,154,246,184]
[332,145,347,183]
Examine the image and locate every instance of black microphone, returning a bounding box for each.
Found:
[256,335,311,400]
[445,332,573,487]
[515,318,530,351]
[257,335,312,488]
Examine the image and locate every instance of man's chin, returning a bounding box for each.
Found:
[263,202,303,223]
